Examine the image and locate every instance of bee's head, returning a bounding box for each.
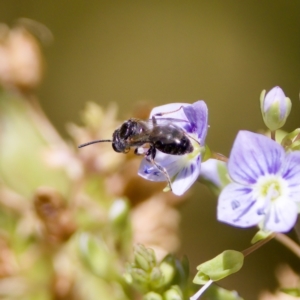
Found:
[112,120,135,153]
[78,119,137,154]
[112,129,127,153]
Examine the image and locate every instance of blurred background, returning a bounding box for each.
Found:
[1,1,300,299]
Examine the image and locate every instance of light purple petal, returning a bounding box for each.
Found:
[138,150,185,182]
[281,151,300,202]
[263,198,298,232]
[185,100,208,144]
[200,158,227,188]
[217,183,263,228]
[228,131,285,185]
[138,157,166,182]
[171,155,201,196]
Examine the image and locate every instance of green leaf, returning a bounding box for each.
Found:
[251,230,273,244]
[193,250,244,285]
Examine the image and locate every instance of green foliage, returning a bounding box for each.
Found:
[281,287,300,297]
[251,230,273,244]
[193,250,244,285]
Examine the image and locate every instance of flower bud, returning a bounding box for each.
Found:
[149,266,163,287]
[163,286,183,300]
[134,244,156,271]
[260,86,292,131]
[131,268,148,284]
[281,128,300,151]
[159,260,175,286]
[193,250,244,285]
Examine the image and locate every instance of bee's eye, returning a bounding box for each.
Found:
[119,121,134,139]
[112,142,123,152]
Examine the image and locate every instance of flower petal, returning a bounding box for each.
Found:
[281,151,300,202]
[200,158,228,188]
[217,183,263,228]
[263,198,298,232]
[171,155,201,196]
[183,100,208,144]
[138,150,184,182]
[138,157,166,182]
[228,131,285,185]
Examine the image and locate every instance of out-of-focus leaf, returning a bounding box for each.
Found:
[0,92,70,198]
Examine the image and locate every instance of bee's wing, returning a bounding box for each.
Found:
[143,117,190,129]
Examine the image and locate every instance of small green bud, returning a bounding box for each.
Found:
[134,244,156,271]
[193,250,244,285]
[150,266,163,284]
[159,260,175,286]
[143,292,163,300]
[163,285,183,300]
[260,86,292,131]
[281,129,300,151]
[131,267,148,284]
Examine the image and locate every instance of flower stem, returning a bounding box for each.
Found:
[270,130,276,141]
[212,152,228,163]
[190,279,214,300]
[275,233,300,258]
[242,233,275,257]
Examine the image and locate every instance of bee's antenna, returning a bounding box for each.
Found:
[78,139,113,148]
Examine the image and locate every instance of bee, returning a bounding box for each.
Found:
[78,108,196,190]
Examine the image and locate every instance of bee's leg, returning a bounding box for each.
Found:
[151,105,185,126]
[148,147,173,192]
[152,106,184,119]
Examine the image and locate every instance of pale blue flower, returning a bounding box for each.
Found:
[138,101,208,196]
[217,131,300,232]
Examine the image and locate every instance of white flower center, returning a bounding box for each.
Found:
[253,174,288,204]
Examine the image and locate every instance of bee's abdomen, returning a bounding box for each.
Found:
[154,135,193,155]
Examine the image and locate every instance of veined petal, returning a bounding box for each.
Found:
[190,100,208,146]
[138,150,185,182]
[228,131,285,185]
[171,155,201,196]
[217,183,263,227]
[138,158,167,182]
[263,198,298,232]
[281,151,300,201]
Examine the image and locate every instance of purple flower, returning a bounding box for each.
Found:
[217,131,300,232]
[138,101,208,196]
